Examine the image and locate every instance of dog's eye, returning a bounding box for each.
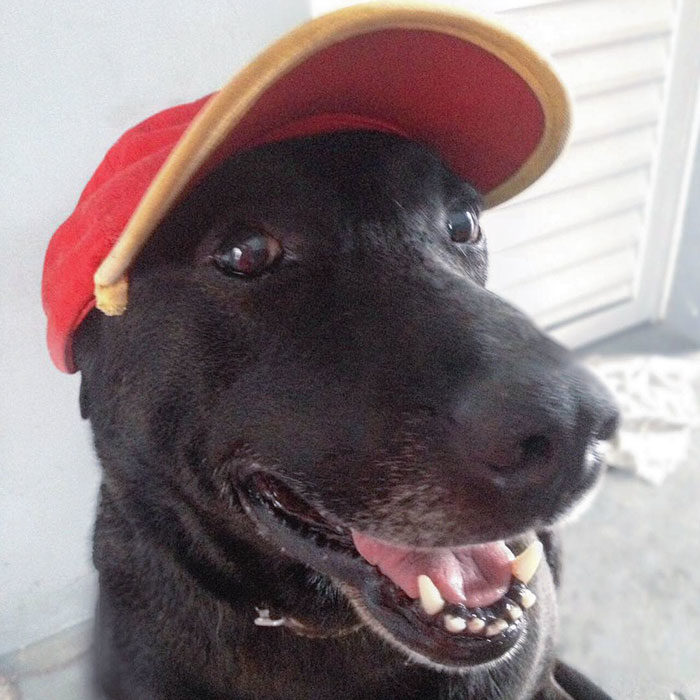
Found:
[447,210,481,244]
[211,234,282,277]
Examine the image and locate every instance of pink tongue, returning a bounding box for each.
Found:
[351,531,514,608]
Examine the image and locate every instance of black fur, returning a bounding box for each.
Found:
[74,132,617,699]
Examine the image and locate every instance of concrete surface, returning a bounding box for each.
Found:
[558,456,700,699]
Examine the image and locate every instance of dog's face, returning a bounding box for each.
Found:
[77,132,617,673]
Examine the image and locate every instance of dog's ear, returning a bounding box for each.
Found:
[73,311,101,420]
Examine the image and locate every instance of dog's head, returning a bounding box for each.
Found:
[76,131,617,671]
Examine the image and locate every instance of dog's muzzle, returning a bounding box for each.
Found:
[237,471,547,668]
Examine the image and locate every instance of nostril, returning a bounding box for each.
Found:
[519,434,553,467]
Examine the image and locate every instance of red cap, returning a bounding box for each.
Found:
[42,4,571,372]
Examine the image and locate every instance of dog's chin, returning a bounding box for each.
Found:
[235,471,551,670]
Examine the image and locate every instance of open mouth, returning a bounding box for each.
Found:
[238,472,545,668]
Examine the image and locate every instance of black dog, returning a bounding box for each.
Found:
[74,131,618,699]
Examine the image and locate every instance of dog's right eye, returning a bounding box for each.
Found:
[210,233,282,277]
[447,209,481,244]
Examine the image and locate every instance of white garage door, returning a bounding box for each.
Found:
[312,0,700,349]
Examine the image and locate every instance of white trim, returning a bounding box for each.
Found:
[633,0,700,322]
[658,81,700,318]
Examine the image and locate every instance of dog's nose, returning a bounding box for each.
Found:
[448,360,619,487]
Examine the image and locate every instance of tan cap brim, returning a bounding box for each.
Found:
[89,3,570,316]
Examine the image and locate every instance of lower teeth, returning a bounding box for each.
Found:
[484,619,509,637]
[466,617,486,634]
[519,589,537,609]
[506,602,523,621]
[419,579,535,636]
[443,614,468,633]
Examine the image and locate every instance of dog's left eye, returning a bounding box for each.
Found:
[211,234,282,277]
[447,210,481,244]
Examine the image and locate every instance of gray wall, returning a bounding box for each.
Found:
[665,135,700,342]
[1,0,310,655]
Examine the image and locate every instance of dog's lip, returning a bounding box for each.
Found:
[236,471,534,667]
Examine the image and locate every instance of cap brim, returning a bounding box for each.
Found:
[93,2,570,311]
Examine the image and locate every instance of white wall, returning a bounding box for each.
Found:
[0,0,311,655]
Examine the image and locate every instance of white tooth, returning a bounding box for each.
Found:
[511,540,544,584]
[443,614,467,633]
[253,609,286,627]
[519,589,537,609]
[417,574,445,615]
[505,603,523,621]
[466,617,486,634]
[485,619,509,637]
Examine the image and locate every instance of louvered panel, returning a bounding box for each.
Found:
[538,283,634,330]
[509,127,654,205]
[497,248,636,322]
[497,0,673,54]
[488,1,673,338]
[312,0,673,54]
[484,169,648,252]
[556,35,669,98]
[488,209,641,290]
[311,0,565,18]
[571,82,663,144]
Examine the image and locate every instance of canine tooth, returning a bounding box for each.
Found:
[417,575,445,615]
[485,619,508,637]
[505,603,523,621]
[511,540,544,584]
[443,614,467,633]
[466,617,486,634]
[519,589,537,609]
